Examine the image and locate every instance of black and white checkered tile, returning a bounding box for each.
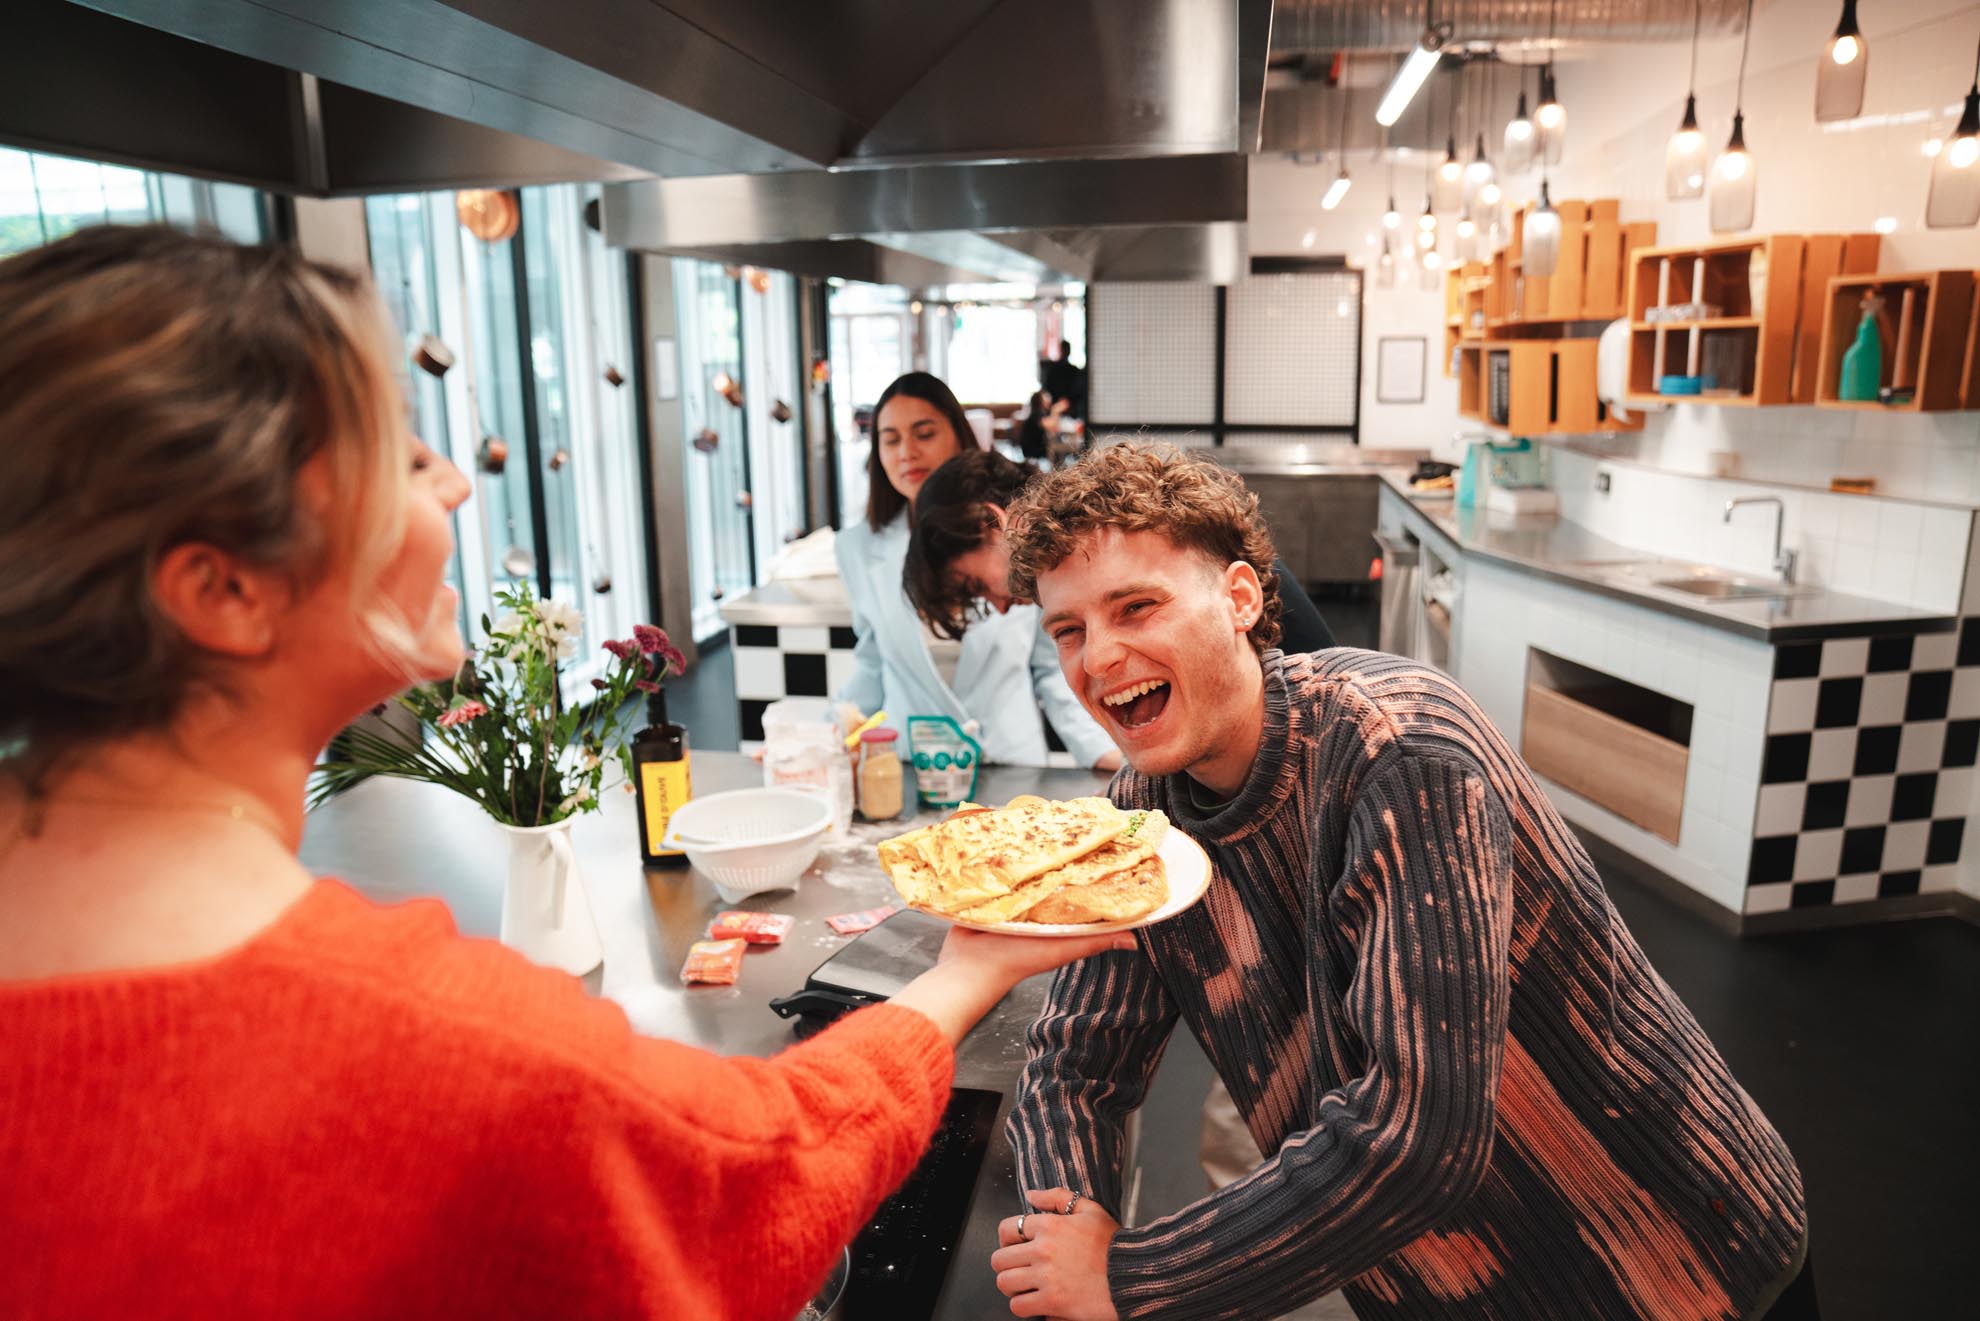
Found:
[730,623,859,743]
[1748,621,1980,912]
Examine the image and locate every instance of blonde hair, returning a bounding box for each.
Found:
[1006,441,1283,653]
[0,225,412,782]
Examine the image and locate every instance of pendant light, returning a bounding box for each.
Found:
[1535,2,1566,164]
[1926,39,1980,228]
[1505,63,1536,171]
[1525,179,1561,277]
[1417,139,1438,250]
[1382,112,1402,229]
[1434,76,1464,212]
[1666,0,1708,199]
[1711,0,1759,233]
[1815,0,1868,123]
[1464,64,1496,199]
[1322,79,1353,211]
[1476,64,1505,210]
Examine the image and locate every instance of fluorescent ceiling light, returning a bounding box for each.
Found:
[1376,33,1444,127]
[1322,170,1353,211]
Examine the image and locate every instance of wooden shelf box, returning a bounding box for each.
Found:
[1816,270,1978,412]
[1521,650,1692,844]
[1624,233,1880,408]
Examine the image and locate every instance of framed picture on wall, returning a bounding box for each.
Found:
[1376,336,1427,404]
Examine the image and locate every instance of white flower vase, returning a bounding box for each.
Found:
[496,818,603,977]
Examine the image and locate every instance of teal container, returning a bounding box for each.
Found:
[1455,442,1484,507]
[1838,297,1883,402]
[906,715,982,810]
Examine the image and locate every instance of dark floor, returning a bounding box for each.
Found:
[1132,854,1980,1321]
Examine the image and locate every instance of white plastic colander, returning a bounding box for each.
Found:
[658,787,833,902]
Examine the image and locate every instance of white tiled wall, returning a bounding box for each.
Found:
[1457,554,1772,916]
[1551,447,1974,612]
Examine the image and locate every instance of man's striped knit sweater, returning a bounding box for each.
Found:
[1009,649,1805,1321]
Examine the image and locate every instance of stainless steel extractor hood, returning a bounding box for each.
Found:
[601,155,1251,285]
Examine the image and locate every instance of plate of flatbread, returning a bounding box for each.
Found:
[876,795,1211,936]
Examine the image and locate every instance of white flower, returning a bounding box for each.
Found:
[493,611,527,638]
[557,785,595,814]
[555,634,577,661]
[536,599,584,638]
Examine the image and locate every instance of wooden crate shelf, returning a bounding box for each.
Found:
[1815,270,1977,412]
[1624,232,1881,408]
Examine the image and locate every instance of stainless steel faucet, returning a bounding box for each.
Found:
[1724,496,1797,584]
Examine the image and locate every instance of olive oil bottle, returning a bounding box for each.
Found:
[631,691,691,867]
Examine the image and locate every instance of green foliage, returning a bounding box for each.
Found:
[309,583,680,827]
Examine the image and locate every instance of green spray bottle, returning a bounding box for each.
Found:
[1838,293,1884,402]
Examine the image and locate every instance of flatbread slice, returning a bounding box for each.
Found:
[878,796,1128,912]
[951,811,1168,924]
[1023,855,1170,924]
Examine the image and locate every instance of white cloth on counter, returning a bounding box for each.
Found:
[1596,318,1636,424]
[764,526,839,581]
[832,512,1114,768]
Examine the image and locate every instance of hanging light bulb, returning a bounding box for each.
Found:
[1536,65,1566,164]
[1436,135,1464,211]
[1418,192,1438,249]
[1815,0,1868,122]
[1478,178,1503,208]
[1525,180,1561,277]
[1381,196,1400,229]
[1504,86,1536,171]
[1466,133,1496,188]
[1322,167,1353,210]
[1711,1,1759,233]
[1666,2,1708,200]
[1321,80,1353,212]
[1667,96,1708,200]
[1711,112,1757,232]
[1926,42,1980,228]
[1423,249,1445,272]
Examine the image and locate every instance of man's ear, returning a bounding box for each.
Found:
[1225,560,1264,634]
[986,502,1009,531]
[152,543,285,659]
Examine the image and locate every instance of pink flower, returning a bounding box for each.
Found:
[633,679,660,694]
[659,640,688,674]
[437,700,488,728]
[633,624,669,655]
[590,678,608,690]
[602,638,637,661]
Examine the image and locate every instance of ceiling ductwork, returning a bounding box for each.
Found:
[1270,0,1749,55]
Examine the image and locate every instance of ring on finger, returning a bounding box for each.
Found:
[1061,1190,1083,1215]
[1015,1210,1030,1241]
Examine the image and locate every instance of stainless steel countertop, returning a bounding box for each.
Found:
[1198,441,1433,475]
[298,751,1118,1321]
[1378,472,1956,642]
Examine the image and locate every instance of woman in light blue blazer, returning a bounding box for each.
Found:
[835,372,1119,770]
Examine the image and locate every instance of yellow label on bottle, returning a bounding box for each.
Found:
[639,757,692,857]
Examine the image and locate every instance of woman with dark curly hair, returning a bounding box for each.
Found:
[906,447,1336,654]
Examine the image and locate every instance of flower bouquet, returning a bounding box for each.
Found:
[311,582,684,827]
[311,584,683,976]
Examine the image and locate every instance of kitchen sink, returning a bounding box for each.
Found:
[1654,576,1794,599]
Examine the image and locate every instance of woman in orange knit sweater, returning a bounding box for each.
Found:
[0,226,1120,1321]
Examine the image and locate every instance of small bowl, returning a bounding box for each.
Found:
[795,1247,849,1320]
[659,787,831,902]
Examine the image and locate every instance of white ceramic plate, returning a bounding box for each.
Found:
[915,826,1213,937]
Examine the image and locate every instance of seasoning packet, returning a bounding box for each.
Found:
[680,938,747,986]
[826,905,899,936]
[708,911,795,946]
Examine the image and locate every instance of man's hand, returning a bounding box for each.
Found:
[992,1187,1120,1320]
[1092,749,1124,773]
